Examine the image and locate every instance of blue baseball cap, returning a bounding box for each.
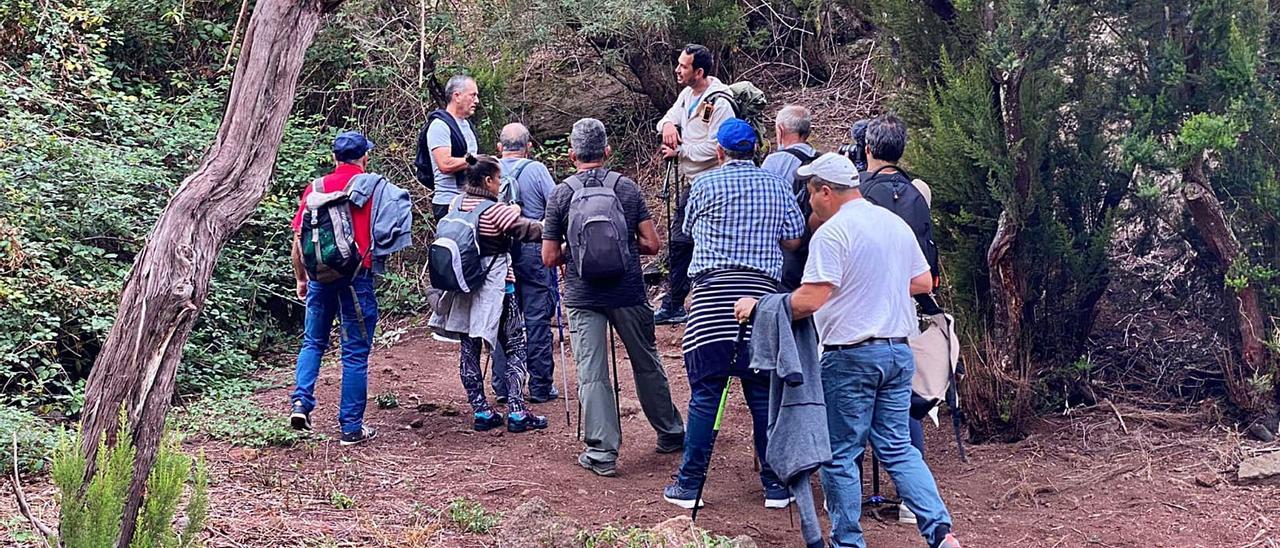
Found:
[716,118,757,153]
[333,131,375,162]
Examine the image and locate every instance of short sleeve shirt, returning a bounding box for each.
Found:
[499,157,556,220]
[543,168,651,309]
[803,199,929,345]
[427,118,479,205]
[682,161,805,280]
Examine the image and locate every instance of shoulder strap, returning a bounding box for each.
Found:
[428,109,466,157]
[780,148,818,164]
[602,170,622,190]
[311,177,326,193]
[511,159,533,181]
[565,174,584,193]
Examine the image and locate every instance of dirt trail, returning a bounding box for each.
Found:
[6,323,1279,547]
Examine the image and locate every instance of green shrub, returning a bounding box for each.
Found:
[177,386,311,448]
[0,407,65,474]
[446,497,500,534]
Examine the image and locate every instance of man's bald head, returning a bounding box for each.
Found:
[499,123,532,155]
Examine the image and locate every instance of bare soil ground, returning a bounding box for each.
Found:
[6,323,1280,547]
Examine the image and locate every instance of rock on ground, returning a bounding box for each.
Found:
[497,497,581,548]
[1238,452,1280,483]
[650,516,757,547]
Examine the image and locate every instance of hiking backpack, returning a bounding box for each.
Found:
[428,196,498,293]
[566,171,630,282]
[702,81,769,159]
[300,178,363,284]
[861,165,940,279]
[414,109,467,191]
[498,158,534,206]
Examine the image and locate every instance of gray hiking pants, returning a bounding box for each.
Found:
[567,304,685,464]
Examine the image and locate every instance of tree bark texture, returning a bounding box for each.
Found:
[1182,154,1273,414]
[76,0,340,544]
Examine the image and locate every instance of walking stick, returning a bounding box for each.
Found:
[691,322,749,523]
[608,320,623,446]
[553,281,572,432]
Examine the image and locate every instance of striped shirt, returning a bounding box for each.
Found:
[454,194,540,281]
[683,269,777,357]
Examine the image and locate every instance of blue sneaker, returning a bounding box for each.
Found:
[764,483,794,509]
[507,412,548,433]
[473,411,504,431]
[662,482,705,509]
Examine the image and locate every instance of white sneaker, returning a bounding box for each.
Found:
[898,503,917,524]
[765,495,795,509]
[431,331,458,343]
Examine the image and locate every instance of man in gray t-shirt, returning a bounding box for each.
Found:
[414,74,480,223]
[734,153,962,548]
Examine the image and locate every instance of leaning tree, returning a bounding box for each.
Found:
[75,0,343,544]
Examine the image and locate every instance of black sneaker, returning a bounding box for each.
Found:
[529,387,560,404]
[577,453,618,477]
[473,411,505,432]
[654,307,687,325]
[289,400,312,431]
[339,426,377,446]
[495,395,509,405]
[507,412,548,433]
[655,434,684,454]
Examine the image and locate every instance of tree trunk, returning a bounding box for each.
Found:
[1182,154,1273,415]
[76,0,341,544]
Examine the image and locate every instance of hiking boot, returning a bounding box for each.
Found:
[495,395,509,405]
[528,387,560,404]
[898,503,917,524]
[764,484,794,509]
[934,533,961,548]
[653,307,687,325]
[655,434,684,454]
[507,412,548,433]
[289,400,312,431]
[473,411,505,432]
[662,482,705,509]
[339,426,377,446]
[577,453,618,477]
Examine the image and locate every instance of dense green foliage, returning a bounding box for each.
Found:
[0,406,65,474]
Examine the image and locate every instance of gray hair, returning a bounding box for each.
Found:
[865,113,907,163]
[500,123,531,151]
[570,118,608,163]
[444,75,475,106]
[776,105,811,139]
[723,147,755,161]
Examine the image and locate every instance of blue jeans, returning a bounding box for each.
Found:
[820,343,952,548]
[492,242,556,397]
[291,273,378,435]
[676,368,782,491]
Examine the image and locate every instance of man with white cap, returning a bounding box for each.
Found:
[734,152,962,548]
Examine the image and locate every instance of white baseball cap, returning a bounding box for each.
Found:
[797,152,860,188]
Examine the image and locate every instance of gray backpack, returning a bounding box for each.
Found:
[566,171,630,282]
[428,195,497,293]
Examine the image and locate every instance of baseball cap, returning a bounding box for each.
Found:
[797,152,860,188]
[716,118,757,153]
[333,131,375,162]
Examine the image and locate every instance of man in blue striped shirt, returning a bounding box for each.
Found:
[662,118,806,511]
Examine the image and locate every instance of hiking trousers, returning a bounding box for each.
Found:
[292,272,378,435]
[459,291,530,414]
[490,242,556,399]
[567,304,685,464]
[820,343,953,548]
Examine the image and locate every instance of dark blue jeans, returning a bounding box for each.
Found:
[820,343,952,548]
[491,242,556,397]
[675,368,782,491]
[291,273,378,435]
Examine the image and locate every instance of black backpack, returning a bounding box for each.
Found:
[779,148,819,291]
[861,165,940,279]
[414,109,467,191]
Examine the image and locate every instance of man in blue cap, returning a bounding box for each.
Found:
[662,118,806,510]
[288,130,380,446]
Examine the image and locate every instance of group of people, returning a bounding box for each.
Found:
[284,43,961,548]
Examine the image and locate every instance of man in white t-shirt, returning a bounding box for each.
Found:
[734,153,962,548]
[414,74,480,224]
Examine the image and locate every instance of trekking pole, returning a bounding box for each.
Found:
[608,320,623,446]
[553,281,572,432]
[692,321,749,523]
